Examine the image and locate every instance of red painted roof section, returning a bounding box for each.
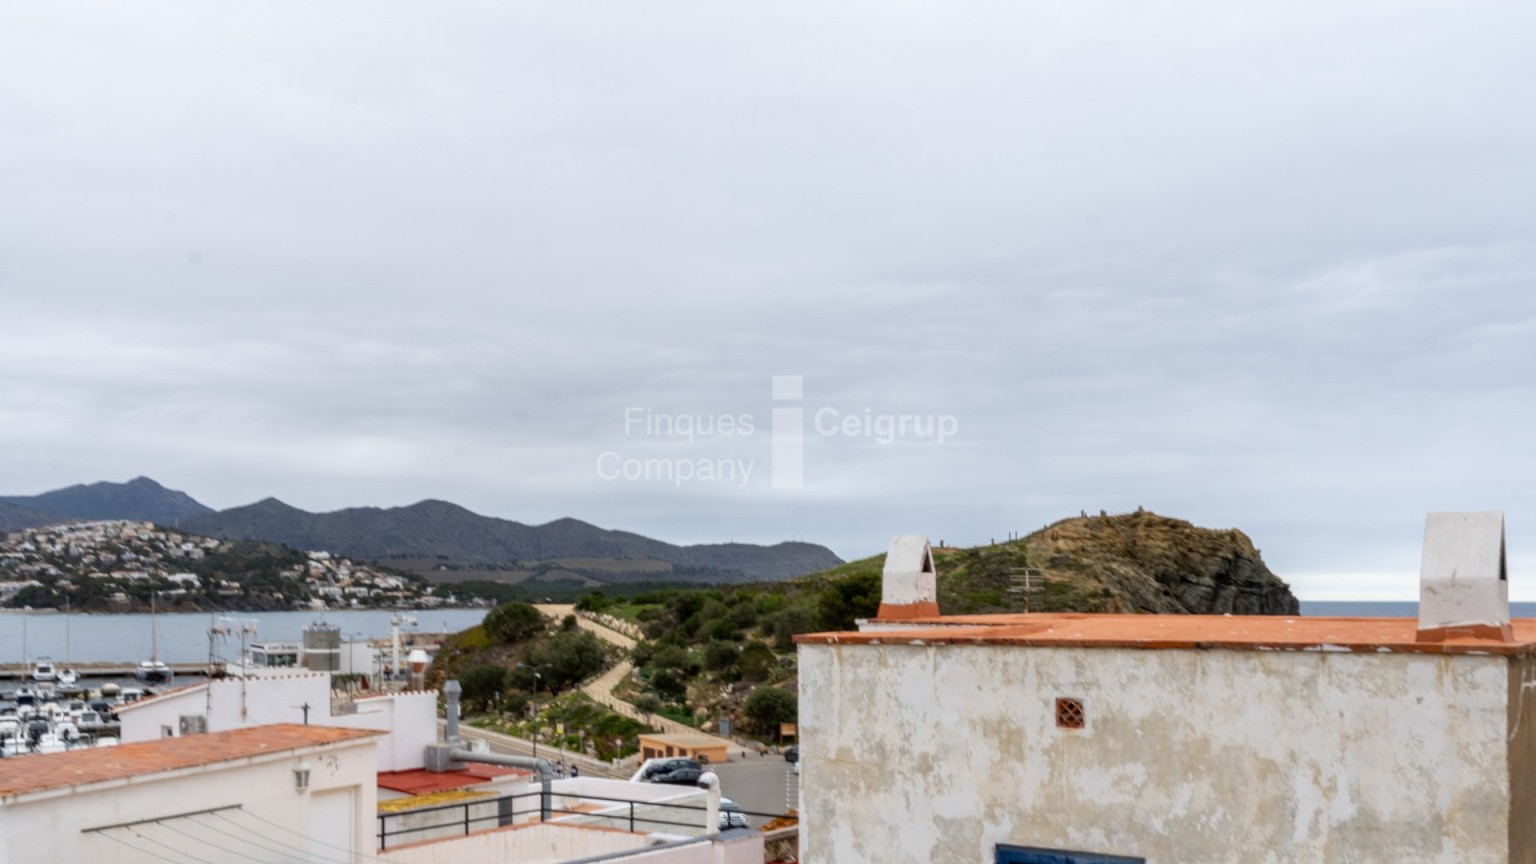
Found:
[0,724,381,799]
[795,613,1536,656]
[377,764,531,794]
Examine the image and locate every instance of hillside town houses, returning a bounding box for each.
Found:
[0,520,434,609]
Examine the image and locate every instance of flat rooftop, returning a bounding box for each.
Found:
[378,764,530,795]
[0,724,380,800]
[795,613,1536,656]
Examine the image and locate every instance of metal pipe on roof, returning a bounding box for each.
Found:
[443,679,461,743]
[447,748,553,822]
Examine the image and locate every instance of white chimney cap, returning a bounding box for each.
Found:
[1417,511,1512,642]
[878,535,939,620]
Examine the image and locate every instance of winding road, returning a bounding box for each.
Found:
[534,604,729,740]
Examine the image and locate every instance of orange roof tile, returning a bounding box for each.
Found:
[0,724,381,800]
[795,613,1536,656]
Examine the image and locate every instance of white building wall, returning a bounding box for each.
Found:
[799,643,1517,864]
[120,680,438,773]
[326,691,437,772]
[0,737,378,864]
[120,675,333,743]
[380,822,648,864]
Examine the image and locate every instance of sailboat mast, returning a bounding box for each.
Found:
[151,591,159,663]
[65,596,72,665]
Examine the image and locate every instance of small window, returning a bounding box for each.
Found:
[998,844,1142,863]
[1055,698,1085,730]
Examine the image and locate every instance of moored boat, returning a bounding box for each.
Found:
[134,659,173,684]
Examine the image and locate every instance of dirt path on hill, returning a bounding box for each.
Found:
[533,604,727,742]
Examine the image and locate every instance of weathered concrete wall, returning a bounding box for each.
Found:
[1510,653,1536,864]
[800,643,1515,864]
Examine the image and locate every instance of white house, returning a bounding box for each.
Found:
[796,514,1536,864]
[3,684,772,864]
[0,724,382,864]
[115,673,439,772]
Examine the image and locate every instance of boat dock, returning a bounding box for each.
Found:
[0,662,207,680]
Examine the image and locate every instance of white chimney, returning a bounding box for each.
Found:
[1417,511,1512,642]
[878,535,940,620]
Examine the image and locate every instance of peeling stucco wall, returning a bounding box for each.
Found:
[799,643,1517,864]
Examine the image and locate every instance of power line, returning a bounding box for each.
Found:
[154,817,312,864]
[219,807,402,864]
[92,827,217,864]
[185,814,355,864]
[126,826,238,864]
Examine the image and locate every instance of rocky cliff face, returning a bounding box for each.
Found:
[1026,510,1299,615]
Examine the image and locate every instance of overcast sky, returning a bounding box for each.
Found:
[4,2,1535,600]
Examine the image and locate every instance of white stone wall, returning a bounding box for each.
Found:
[799,642,1517,864]
[1,737,378,864]
[120,674,333,743]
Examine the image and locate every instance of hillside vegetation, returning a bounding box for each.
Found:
[934,510,1300,616]
[426,604,648,760]
[433,511,1300,749]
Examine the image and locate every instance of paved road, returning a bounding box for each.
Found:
[449,721,629,779]
[708,755,799,821]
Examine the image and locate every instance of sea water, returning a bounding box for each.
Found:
[0,608,490,664]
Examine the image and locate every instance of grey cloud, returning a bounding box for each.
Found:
[3,2,1536,598]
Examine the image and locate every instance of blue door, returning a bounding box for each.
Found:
[996,845,1143,864]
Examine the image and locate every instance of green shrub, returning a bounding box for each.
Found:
[743,686,798,733]
[650,644,690,671]
[816,570,881,631]
[575,590,610,612]
[484,602,546,643]
[739,641,776,682]
[528,630,608,691]
[702,640,741,673]
[649,668,687,700]
[460,664,508,712]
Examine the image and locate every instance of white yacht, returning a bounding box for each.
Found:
[30,658,56,682]
[134,660,173,684]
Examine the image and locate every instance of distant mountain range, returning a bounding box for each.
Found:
[0,477,842,583]
[1,476,213,527]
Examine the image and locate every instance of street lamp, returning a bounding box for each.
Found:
[517,663,552,758]
[517,662,552,695]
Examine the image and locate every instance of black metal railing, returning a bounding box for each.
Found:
[376,790,787,849]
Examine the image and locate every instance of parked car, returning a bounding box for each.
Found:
[783,745,798,763]
[651,767,704,785]
[642,757,702,780]
[719,797,751,830]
